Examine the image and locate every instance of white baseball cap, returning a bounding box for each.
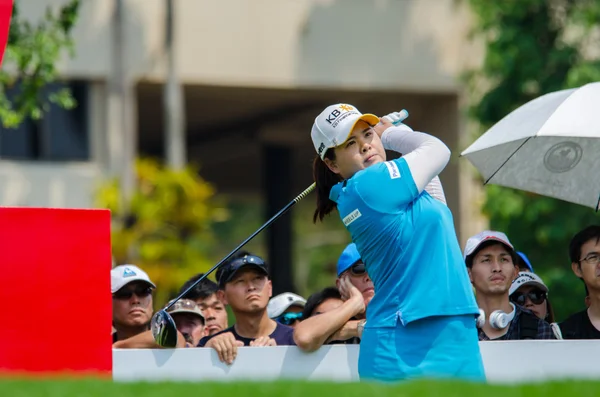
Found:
[111,264,156,293]
[311,103,380,159]
[463,230,514,259]
[509,272,549,296]
[267,292,307,319]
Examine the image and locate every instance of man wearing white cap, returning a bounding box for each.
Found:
[465,231,555,340]
[111,264,156,343]
[267,292,306,328]
[112,265,189,349]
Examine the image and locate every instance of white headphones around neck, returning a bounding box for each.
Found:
[476,303,516,329]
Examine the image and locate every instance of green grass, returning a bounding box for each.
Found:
[1,379,600,397]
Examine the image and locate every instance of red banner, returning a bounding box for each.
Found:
[0,207,113,375]
[0,0,12,67]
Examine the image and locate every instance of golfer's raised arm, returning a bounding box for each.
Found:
[381,126,451,195]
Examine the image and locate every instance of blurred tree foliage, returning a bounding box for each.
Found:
[0,0,79,128]
[293,199,350,297]
[208,196,349,299]
[465,0,600,320]
[95,158,230,308]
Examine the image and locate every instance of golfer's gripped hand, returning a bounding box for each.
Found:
[374,111,412,137]
[338,274,365,316]
[373,116,394,137]
[205,332,244,365]
[249,336,277,347]
[382,111,407,125]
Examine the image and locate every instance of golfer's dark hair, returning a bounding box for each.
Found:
[465,240,518,269]
[313,151,343,223]
[178,273,218,301]
[569,225,600,264]
[302,287,342,319]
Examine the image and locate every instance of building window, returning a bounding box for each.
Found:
[0,80,90,161]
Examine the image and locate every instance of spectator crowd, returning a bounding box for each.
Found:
[111,224,600,362]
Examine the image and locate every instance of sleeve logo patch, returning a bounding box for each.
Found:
[384,161,401,179]
[343,209,362,226]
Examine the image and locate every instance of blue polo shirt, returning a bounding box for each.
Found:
[330,157,478,327]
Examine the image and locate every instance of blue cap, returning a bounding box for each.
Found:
[337,243,361,276]
[517,251,534,272]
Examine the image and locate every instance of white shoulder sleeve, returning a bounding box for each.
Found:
[423,176,447,205]
[381,126,451,195]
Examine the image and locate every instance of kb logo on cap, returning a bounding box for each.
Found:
[325,104,355,125]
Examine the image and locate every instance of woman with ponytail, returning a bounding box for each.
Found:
[310,104,484,383]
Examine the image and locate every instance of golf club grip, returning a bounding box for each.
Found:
[294,182,316,203]
[392,109,409,125]
[164,182,316,311]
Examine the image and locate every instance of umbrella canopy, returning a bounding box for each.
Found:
[461,82,600,210]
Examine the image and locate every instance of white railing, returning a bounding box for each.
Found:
[113,340,600,383]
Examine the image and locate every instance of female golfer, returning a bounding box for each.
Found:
[311,104,485,383]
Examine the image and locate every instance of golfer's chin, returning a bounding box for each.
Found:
[364,155,383,167]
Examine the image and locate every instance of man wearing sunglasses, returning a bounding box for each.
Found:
[267,292,307,328]
[294,243,368,352]
[465,231,555,341]
[198,254,296,364]
[336,243,374,314]
[560,225,600,339]
[509,272,555,323]
[111,264,156,343]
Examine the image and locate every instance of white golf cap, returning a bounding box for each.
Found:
[509,272,549,296]
[267,292,307,319]
[311,103,380,159]
[111,264,156,293]
[464,230,514,259]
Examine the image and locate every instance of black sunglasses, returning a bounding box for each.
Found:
[511,290,547,306]
[219,255,267,285]
[348,262,366,276]
[113,286,153,300]
[229,255,266,269]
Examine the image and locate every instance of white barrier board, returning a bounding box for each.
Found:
[113,341,600,383]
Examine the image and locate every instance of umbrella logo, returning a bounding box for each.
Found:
[543,141,582,173]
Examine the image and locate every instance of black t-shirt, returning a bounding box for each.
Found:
[198,322,296,347]
[559,309,600,339]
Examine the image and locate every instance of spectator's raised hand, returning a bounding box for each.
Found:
[205,332,244,365]
[338,274,366,316]
[249,336,276,347]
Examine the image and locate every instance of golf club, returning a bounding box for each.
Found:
[152,182,316,347]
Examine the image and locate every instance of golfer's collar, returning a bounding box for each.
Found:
[329,180,347,202]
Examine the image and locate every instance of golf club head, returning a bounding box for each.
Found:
[151,309,178,348]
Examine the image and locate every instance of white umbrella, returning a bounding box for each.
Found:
[461,81,600,210]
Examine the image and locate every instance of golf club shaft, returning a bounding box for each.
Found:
[163,182,316,311]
